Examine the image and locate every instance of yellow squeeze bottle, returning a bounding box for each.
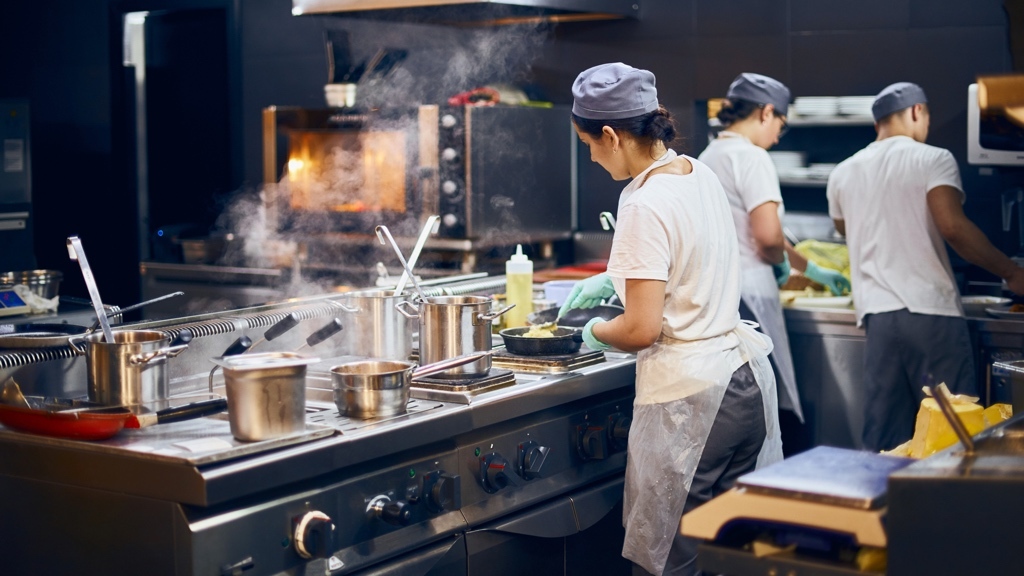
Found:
[504,244,533,328]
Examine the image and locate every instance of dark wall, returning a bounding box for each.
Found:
[0,0,1019,305]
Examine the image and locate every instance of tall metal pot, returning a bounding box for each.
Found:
[332,290,414,360]
[396,296,512,377]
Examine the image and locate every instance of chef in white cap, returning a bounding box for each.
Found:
[559,62,782,576]
[699,73,851,432]
[827,81,1024,451]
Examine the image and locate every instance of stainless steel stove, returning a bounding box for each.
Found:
[490,346,607,374]
[410,368,518,404]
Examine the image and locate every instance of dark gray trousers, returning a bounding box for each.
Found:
[632,362,767,576]
[862,309,977,451]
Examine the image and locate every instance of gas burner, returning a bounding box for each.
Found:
[305,398,449,434]
[490,347,606,374]
[410,368,517,404]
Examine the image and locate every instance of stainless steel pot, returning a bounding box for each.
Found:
[69,330,188,406]
[331,351,490,418]
[396,296,512,377]
[331,290,414,360]
[210,352,320,442]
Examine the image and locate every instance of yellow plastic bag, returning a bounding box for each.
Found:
[793,240,851,278]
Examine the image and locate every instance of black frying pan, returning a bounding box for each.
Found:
[527,304,624,328]
[499,326,584,356]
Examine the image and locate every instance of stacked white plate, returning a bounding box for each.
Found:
[837,96,875,117]
[792,96,839,117]
[807,163,838,180]
[768,151,809,179]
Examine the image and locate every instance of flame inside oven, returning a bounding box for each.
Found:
[286,130,408,214]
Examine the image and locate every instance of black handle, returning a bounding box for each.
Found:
[264,313,300,341]
[170,328,193,347]
[305,318,343,348]
[222,336,253,357]
[156,398,228,424]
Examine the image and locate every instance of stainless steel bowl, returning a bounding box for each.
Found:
[0,269,63,299]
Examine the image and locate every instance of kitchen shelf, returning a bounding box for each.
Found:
[787,115,874,127]
[779,177,828,188]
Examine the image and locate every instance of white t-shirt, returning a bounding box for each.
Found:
[826,135,964,324]
[698,133,785,273]
[606,153,742,343]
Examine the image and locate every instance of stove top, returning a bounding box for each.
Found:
[410,368,517,404]
[490,346,606,374]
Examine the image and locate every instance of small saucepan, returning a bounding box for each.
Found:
[331,350,491,419]
[499,326,584,356]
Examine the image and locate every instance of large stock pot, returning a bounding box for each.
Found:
[331,290,414,360]
[396,296,512,377]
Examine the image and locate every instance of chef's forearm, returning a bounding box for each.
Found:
[785,242,809,272]
[944,220,1019,281]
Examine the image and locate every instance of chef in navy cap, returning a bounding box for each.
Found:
[563,62,783,576]
[701,73,848,449]
[828,82,1024,452]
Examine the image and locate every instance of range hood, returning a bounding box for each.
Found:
[292,0,640,25]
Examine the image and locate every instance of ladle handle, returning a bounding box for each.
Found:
[479,304,515,322]
[67,235,115,344]
[375,225,429,302]
[412,350,492,379]
[395,300,420,319]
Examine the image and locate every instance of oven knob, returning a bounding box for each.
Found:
[367,495,412,526]
[441,147,459,162]
[577,425,609,460]
[423,470,462,512]
[480,452,519,493]
[608,413,632,450]
[442,213,459,228]
[441,114,458,128]
[518,440,550,480]
[442,180,459,195]
[292,510,335,560]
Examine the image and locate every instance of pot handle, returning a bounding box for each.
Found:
[328,300,358,313]
[395,300,420,319]
[68,335,87,355]
[412,350,492,379]
[479,303,515,322]
[128,344,189,366]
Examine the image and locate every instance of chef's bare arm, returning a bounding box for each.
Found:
[749,201,786,265]
[832,218,845,237]
[927,184,1024,294]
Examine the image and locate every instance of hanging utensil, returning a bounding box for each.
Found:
[375,225,428,302]
[67,235,114,343]
[88,292,185,331]
[394,215,439,297]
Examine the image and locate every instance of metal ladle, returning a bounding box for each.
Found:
[394,215,439,297]
[375,225,428,302]
[67,235,114,343]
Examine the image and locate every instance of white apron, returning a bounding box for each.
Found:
[741,267,803,422]
[611,152,783,575]
[622,322,782,575]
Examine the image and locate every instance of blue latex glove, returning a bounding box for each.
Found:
[582,317,611,351]
[804,260,852,295]
[557,273,616,318]
[772,253,791,287]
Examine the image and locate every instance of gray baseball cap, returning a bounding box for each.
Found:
[726,73,791,116]
[572,63,659,120]
[871,82,928,121]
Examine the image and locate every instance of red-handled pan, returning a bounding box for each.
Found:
[0,396,227,441]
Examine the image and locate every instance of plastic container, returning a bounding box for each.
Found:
[543,280,579,307]
[504,244,533,328]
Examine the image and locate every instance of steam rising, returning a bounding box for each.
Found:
[212,19,556,296]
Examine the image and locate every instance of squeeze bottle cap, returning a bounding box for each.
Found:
[510,244,528,262]
[506,244,533,274]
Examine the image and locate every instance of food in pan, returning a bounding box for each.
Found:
[1010,303,1024,313]
[523,324,557,338]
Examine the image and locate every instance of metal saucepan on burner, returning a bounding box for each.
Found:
[330,289,414,361]
[397,296,513,378]
[69,329,192,406]
[331,350,491,419]
[499,326,584,356]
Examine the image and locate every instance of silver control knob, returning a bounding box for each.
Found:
[442,214,459,228]
[441,147,459,162]
[441,180,458,195]
[441,114,458,128]
[366,495,412,526]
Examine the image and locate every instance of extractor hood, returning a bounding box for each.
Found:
[292,0,640,25]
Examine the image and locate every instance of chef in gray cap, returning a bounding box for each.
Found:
[827,81,1024,451]
[559,62,782,576]
[700,73,850,437]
